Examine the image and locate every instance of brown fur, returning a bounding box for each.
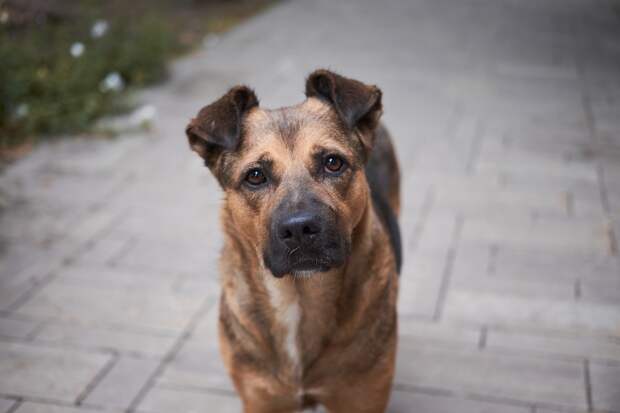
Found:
[186,70,400,413]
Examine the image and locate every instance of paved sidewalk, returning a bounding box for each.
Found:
[2,0,620,411]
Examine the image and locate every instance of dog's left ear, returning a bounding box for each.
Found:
[305,69,382,154]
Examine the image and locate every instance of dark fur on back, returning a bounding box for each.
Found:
[365,124,402,272]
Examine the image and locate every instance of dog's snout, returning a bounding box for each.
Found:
[265,195,346,277]
[277,212,322,246]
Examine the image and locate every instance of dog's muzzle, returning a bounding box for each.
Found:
[263,198,348,278]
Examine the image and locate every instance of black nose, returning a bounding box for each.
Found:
[277,212,322,246]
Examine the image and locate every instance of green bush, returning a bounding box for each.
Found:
[0,14,178,149]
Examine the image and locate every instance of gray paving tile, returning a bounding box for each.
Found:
[580,277,620,305]
[410,211,458,252]
[55,264,180,291]
[389,391,530,413]
[0,398,17,413]
[14,401,120,413]
[15,278,204,333]
[443,288,620,334]
[461,216,612,256]
[33,322,176,358]
[450,245,576,300]
[137,386,240,413]
[396,338,587,409]
[157,308,233,392]
[492,247,620,282]
[398,248,450,318]
[432,184,569,217]
[71,233,133,267]
[0,275,40,313]
[590,362,620,412]
[0,342,111,402]
[83,357,159,409]
[0,317,39,340]
[487,329,620,361]
[399,319,480,346]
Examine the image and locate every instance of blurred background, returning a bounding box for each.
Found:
[1,0,619,412]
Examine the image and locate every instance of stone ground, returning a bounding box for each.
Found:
[2,0,620,411]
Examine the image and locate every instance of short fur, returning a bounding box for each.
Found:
[186,69,401,413]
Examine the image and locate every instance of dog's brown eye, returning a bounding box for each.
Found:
[324,155,344,173]
[245,168,267,186]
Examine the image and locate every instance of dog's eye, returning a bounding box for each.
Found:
[324,155,345,173]
[245,168,267,186]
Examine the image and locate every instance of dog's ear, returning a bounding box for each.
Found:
[305,69,382,154]
[186,86,259,168]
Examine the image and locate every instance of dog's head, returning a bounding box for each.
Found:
[186,70,383,278]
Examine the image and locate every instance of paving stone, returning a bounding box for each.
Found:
[0,398,17,413]
[432,183,569,217]
[396,338,587,409]
[83,356,159,409]
[14,401,120,413]
[451,245,576,301]
[389,391,530,413]
[0,265,50,313]
[590,362,620,412]
[157,307,234,392]
[443,289,620,334]
[112,236,220,277]
[0,317,39,340]
[398,319,480,346]
[580,277,620,305]
[409,211,458,252]
[137,386,240,413]
[15,278,204,334]
[33,322,176,358]
[476,148,599,183]
[461,216,612,255]
[0,341,111,402]
[71,233,133,267]
[398,248,450,318]
[55,264,180,291]
[492,247,620,282]
[486,329,620,361]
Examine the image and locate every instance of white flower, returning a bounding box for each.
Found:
[70,42,85,58]
[100,72,124,93]
[0,10,9,24]
[130,104,157,126]
[91,20,109,38]
[15,103,29,119]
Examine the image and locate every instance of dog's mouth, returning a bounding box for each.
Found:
[289,256,334,275]
[264,244,347,278]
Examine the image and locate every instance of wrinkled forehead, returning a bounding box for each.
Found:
[238,98,354,163]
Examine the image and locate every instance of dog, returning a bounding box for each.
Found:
[185,69,401,413]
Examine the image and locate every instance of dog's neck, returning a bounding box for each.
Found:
[220,194,394,382]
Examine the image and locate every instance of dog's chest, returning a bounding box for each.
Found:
[264,277,302,373]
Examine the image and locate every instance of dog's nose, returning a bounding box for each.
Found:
[277,212,322,246]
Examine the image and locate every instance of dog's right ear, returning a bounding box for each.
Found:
[185,86,259,168]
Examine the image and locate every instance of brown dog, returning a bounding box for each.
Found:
[186,69,401,413]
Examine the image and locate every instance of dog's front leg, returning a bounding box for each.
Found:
[236,379,301,413]
[320,365,395,413]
